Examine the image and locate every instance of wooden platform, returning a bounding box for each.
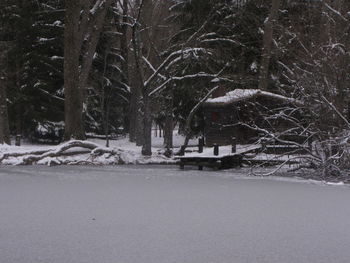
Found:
[176,143,309,170]
[176,145,261,170]
[177,155,243,170]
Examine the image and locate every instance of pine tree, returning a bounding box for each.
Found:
[0,0,14,144]
[87,4,130,140]
[0,0,65,142]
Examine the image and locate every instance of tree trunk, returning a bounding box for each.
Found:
[0,83,10,145]
[129,71,144,144]
[120,0,130,135]
[131,0,147,147]
[128,84,137,142]
[130,28,144,145]
[141,92,152,156]
[164,91,173,149]
[0,42,10,145]
[63,0,85,140]
[178,86,220,155]
[128,63,143,145]
[258,0,281,91]
[63,0,112,141]
[129,0,141,143]
[135,92,144,146]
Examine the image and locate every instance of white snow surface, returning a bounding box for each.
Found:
[205,88,302,105]
[0,165,350,263]
[181,144,260,158]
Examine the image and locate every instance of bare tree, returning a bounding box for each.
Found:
[130,0,173,155]
[272,0,350,176]
[64,0,113,140]
[258,0,281,91]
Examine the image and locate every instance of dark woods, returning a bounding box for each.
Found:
[0,0,349,174]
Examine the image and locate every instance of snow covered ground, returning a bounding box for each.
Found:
[0,165,350,263]
[0,132,198,165]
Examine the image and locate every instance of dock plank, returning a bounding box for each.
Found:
[175,144,260,170]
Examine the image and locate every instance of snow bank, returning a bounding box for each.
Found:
[0,132,197,166]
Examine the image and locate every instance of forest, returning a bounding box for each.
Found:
[0,0,349,176]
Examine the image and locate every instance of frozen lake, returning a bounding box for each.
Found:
[0,165,350,263]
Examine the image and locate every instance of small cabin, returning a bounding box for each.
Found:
[202,89,304,146]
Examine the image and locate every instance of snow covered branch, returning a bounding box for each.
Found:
[0,140,124,165]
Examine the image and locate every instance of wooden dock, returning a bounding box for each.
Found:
[176,145,261,170]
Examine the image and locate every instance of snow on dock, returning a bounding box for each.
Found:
[176,144,261,170]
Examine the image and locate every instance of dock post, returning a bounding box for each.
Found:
[231,137,236,153]
[214,144,219,156]
[198,137,204,153]
[179,146,186,156]
[261,138,267,151]
[15,135,21,146]
[179,159,185,170]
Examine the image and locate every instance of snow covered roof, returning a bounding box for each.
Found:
[204,89,303,106]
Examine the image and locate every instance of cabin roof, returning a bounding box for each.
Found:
[204,89,303,107]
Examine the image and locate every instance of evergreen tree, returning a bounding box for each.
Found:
[87,5,130,139]
[1,0,64,142]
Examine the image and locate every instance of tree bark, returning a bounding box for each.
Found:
[129,64,143,145]
[128,79,139,143]
[129,0,142,143]
[63,0,112,140]
[131,0,148,149]
[64,0,86,140]
[258,0,281,91]
[120,0,131,135]
[0,42,10,145]
[141,90,152,156]
[135,93,144,146]
[164,91,173,149]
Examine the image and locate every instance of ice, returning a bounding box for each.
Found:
[0,165,350,263]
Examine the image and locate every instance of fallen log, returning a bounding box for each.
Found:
[0,140,123,165]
